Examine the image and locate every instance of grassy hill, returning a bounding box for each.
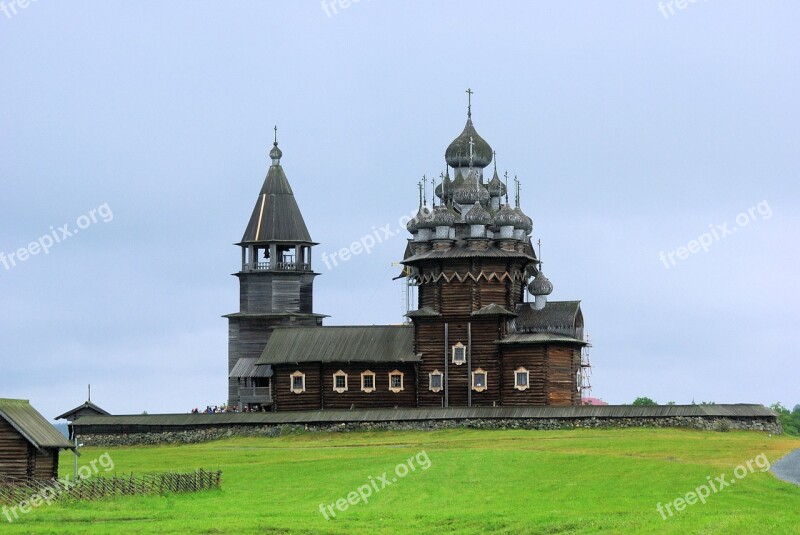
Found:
[3,428,799,534]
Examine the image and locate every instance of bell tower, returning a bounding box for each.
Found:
[225,130,324,408]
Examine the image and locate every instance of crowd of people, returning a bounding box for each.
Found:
[190,404,268,413]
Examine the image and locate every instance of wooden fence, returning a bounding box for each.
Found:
[0,469,221,504]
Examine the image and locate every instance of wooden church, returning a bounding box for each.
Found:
[227,95,587,411]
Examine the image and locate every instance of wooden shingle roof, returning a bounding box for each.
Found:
[511,301,583,339]
[240,162,313,244]
[0,399,73,450]
[257,325,419,365]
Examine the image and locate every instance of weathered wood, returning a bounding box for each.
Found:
[0,419,29,479]
[0,419,60,480]
[319,363,416,410]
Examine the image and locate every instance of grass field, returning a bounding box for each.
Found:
[3,428,799,534]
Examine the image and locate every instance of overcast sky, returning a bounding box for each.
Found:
[1,1,797,419]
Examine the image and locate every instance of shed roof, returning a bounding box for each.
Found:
[229,358,273,378]
[257,325,419,365]
[0,399,74,451]
[55,401,110,421]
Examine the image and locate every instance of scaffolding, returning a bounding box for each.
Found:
[392,262,417,323]
[579,332,592,399]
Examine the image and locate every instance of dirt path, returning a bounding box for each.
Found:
[771,448,800,486]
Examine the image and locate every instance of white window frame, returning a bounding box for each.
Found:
[452,342,466,365]
[388,370,404,393]
[429,370,443,393]
[471,368,487,392]
[514,367,529,391]
[361,370,376,393]
[290,371,305,394]
[332,370,348,393]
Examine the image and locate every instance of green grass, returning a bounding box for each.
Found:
[3,428,799,534]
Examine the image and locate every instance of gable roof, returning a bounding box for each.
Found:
[55,401,110,421]
[0,399,73,451]
[257,325,419,365]
[240,163,313,244]
[510,301,584,339]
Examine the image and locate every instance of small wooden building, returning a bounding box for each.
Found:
[55,400,110,423]
[55,401,111,440]
[0,398,74,480]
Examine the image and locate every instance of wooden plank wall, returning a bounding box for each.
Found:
[547,345,580,406]
[501,345,548,405]
[33,449,58,480]
[0,418,29,478]
[238,272,317,314]
[320,363,416,410]
[273,363,322,411]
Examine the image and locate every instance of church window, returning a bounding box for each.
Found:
[389,370,404,393]
[361,371,376,393]
[333,370,348,393]
[472,369,487,392]
[429,370,443,392]
[452,343,466,365]
[514,367,529,391]
[290,371,305,394]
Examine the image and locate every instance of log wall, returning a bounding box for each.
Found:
[273,363,322,411]
[0,418,29,479]
[320,363,417,410]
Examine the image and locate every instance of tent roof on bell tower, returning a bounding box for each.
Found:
[240,141,313,245]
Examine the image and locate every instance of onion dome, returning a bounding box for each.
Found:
[269,141,282,164]
[406,210,421,233]
[430,205,457,227]
[528,270,554,296]
[453,169,490,205]
[493,203,525,227]
[464,201,492,225]
[487,169,506,197]
[451,168,465,191]
[513,207,533,233]
[445,117,493,169]
[435,170,453,203]
[406,205,434,233]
